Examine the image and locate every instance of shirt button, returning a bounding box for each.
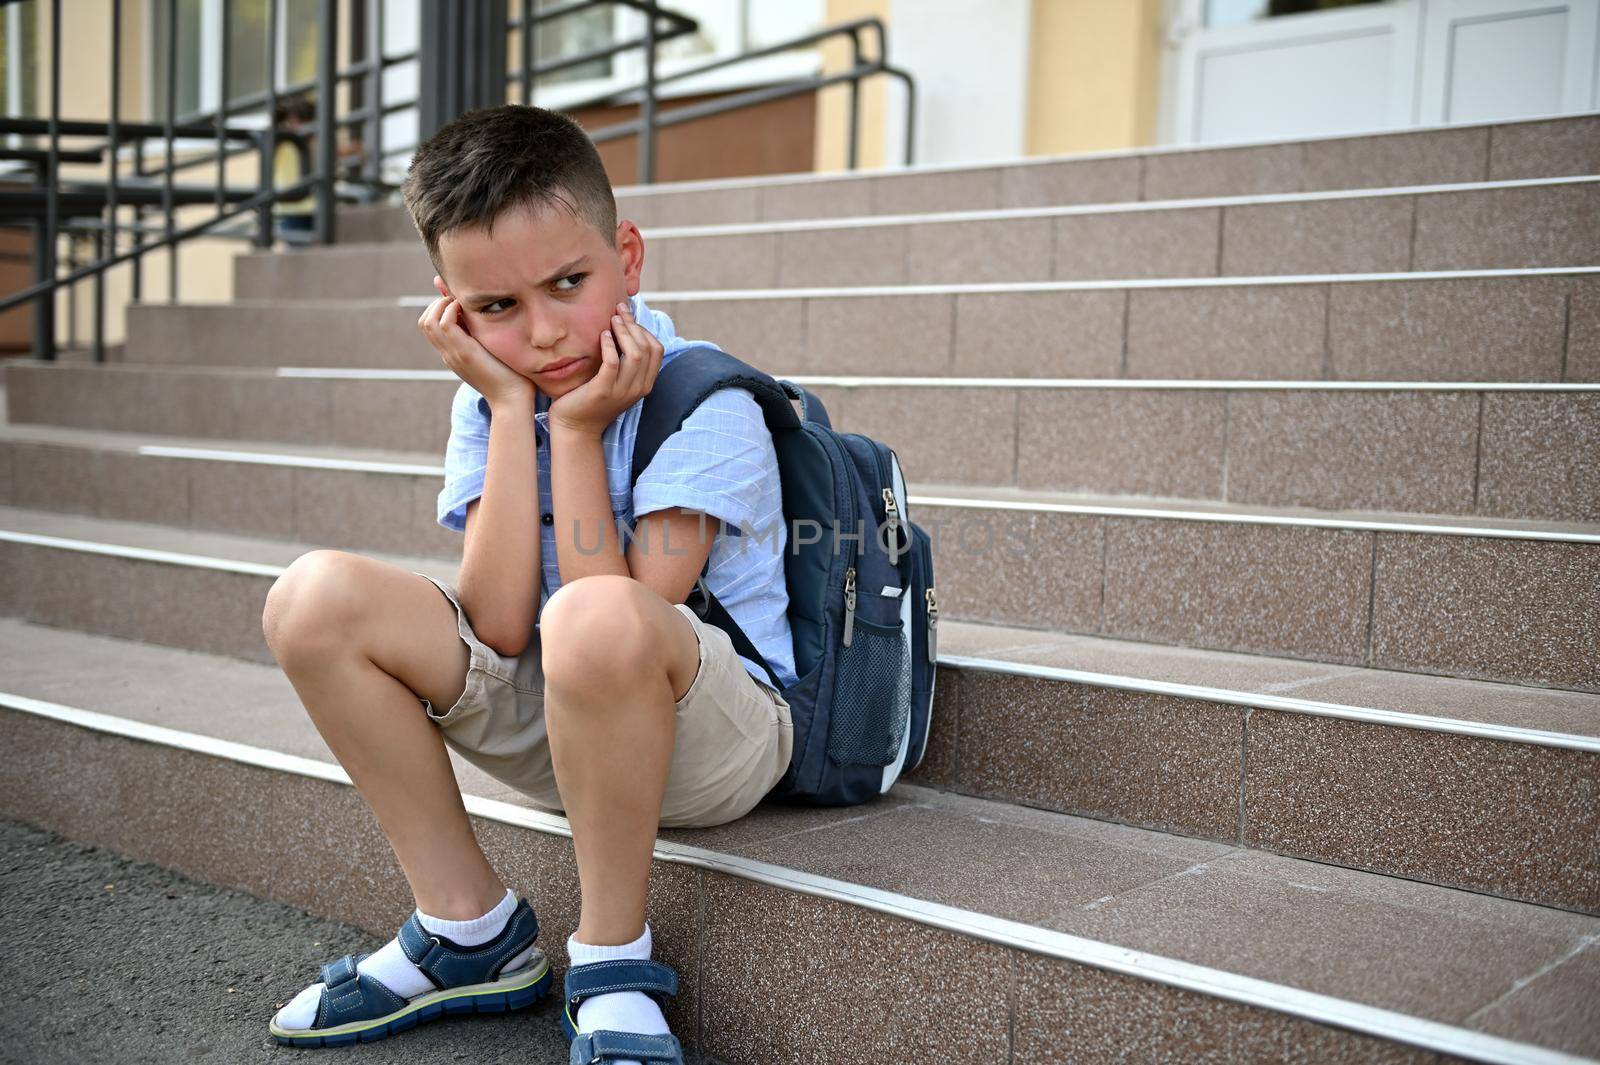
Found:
[541,513,553,525]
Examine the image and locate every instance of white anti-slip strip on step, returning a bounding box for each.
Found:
[0,530,1594,752]
[0,690,1590,1065]
[641,175,1600,238]
[608,108,1600,194]
[70,446,1600,545]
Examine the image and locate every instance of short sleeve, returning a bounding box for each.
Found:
[631,386,773,534]
[436,382,492,533]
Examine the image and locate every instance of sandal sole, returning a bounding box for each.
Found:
[269,954,553,1048]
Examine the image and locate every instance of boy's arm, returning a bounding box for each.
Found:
[546,423,632,586]
[456,392,542,656]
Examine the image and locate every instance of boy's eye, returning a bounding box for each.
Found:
[553,273,586,292]
[479,298,513,314]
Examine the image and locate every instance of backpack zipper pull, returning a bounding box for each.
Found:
[843,567,857,646]
[925,587,938,662]
[881,488,901,561]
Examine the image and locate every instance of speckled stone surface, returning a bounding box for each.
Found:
[952,290,1125,376]
[908,217,1053,285]
[1371,533,1600,691]
[1412,184,1600,270]
[1015,388,1227,498]
[9,441,100,515]
[925,508,1103,630]
[755,176,876,221]
[1223,389,1480,513]
[234,243,432,301]
[1143,143,1304,200]
[1039,846,1594,1035]
[1476,391,1600,522]
[1279,668,1600,736]
[626,185,762,227]
[1569,276,1600,382]
[1487,114,1600,180]
[658,296,806,371]
[868,166,1003,214]
[779,223,908,288]
[999,155,1142,208]
[292,467,428,554]
[1302,126,1489,190]
[1126,285,1327,379]
[1103,519,1373,664]
[190,459,297,539]
[727,801,1234,923]
[842,384,1016,484]
[0,440,12,506]
[1012,952,1439,1064]
[1245,709,1600,912]
[657,231,779,290]
[1054,206,1221,280]
[697,873,1012,1064]
[804,293,955,375]
[1467,941,1600,1058]
[128,303,423,370]
[325,377,449,452]
[955,670,1244,838]
[899,664,961,787]
[1328,277,1568,381]
[1221,196,1414,275]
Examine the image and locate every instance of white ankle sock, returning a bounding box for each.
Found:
[568,923,670,1065]
[275,888,527,1031]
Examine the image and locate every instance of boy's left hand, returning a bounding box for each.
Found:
[548,300,663,437]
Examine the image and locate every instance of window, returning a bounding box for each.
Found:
[1206,0,1384,30]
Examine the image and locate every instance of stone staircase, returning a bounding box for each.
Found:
[2,112,1597,1064]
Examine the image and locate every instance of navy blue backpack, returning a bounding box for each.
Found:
[632,346,938,807]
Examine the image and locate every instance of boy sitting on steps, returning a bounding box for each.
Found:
[262,104,798,1064]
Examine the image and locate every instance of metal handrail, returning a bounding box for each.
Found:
[7,0,917,362]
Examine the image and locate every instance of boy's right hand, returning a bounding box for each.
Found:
[418,275,537,411]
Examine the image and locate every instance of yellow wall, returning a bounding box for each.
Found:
[813,0,892,172]
[1026,0,1163,156]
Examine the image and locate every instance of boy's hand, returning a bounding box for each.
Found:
[418,275,537,411]
[548,300,662,437]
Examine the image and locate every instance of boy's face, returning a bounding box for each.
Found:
[435,201,644,400]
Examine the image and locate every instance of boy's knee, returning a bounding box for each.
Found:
[540,576,656,689]
[262,549,364,659]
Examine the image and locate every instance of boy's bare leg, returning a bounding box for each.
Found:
[538,575,702,946]
[262,549,506,920]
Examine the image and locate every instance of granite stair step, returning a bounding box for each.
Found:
[0,505,1596,911]
[337,112,1600,238]
[5,369,1598,524]
[0,617,1596,1063]
[115,267,1600,381]
[248,177,1600,300]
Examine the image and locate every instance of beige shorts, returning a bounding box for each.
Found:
[412,572,794,829]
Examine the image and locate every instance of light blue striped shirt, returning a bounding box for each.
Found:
[436,294,798,691]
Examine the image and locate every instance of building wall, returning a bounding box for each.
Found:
[1026,0,1164,156]
[814,0,892,171]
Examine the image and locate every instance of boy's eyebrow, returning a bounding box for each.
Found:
[460,257,589,303]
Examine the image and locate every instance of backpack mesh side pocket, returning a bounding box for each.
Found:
[827,618,911,767]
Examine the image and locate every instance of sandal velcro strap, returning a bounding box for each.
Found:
[568,1029,685,1064]
[312,952,409,1029]
[396,898,541,989]
[563,959,679,1006]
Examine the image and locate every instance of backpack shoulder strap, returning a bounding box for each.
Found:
[632,344,793,692]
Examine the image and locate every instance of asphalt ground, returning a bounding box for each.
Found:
[0,817,591,1065]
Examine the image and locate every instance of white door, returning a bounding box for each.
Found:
[1165,0,1600,145]
[1416,0,1600,123]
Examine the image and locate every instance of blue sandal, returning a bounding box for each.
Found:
[269,897,553,1047]
[561,959,685,1064]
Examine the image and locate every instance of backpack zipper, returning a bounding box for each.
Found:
[925,585,938,662]
[843,566,857,646]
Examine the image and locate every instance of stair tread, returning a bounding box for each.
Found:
[2,501,1595,738]
[1,613,1595,1060]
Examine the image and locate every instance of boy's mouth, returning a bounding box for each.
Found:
[537,356,587,380]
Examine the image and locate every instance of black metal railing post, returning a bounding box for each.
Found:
[638,1,657,184]
[163,0,178,303]
[314,0,338,244]
[258,0,278,247]
[847,26,861,170]
[36,0,61,360]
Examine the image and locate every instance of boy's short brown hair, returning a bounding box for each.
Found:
[401,104,618,270]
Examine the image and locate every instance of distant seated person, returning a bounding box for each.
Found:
[272,96,317,245]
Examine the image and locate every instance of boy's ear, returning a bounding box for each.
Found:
[433,274,451,299]
[616,220,644,296]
